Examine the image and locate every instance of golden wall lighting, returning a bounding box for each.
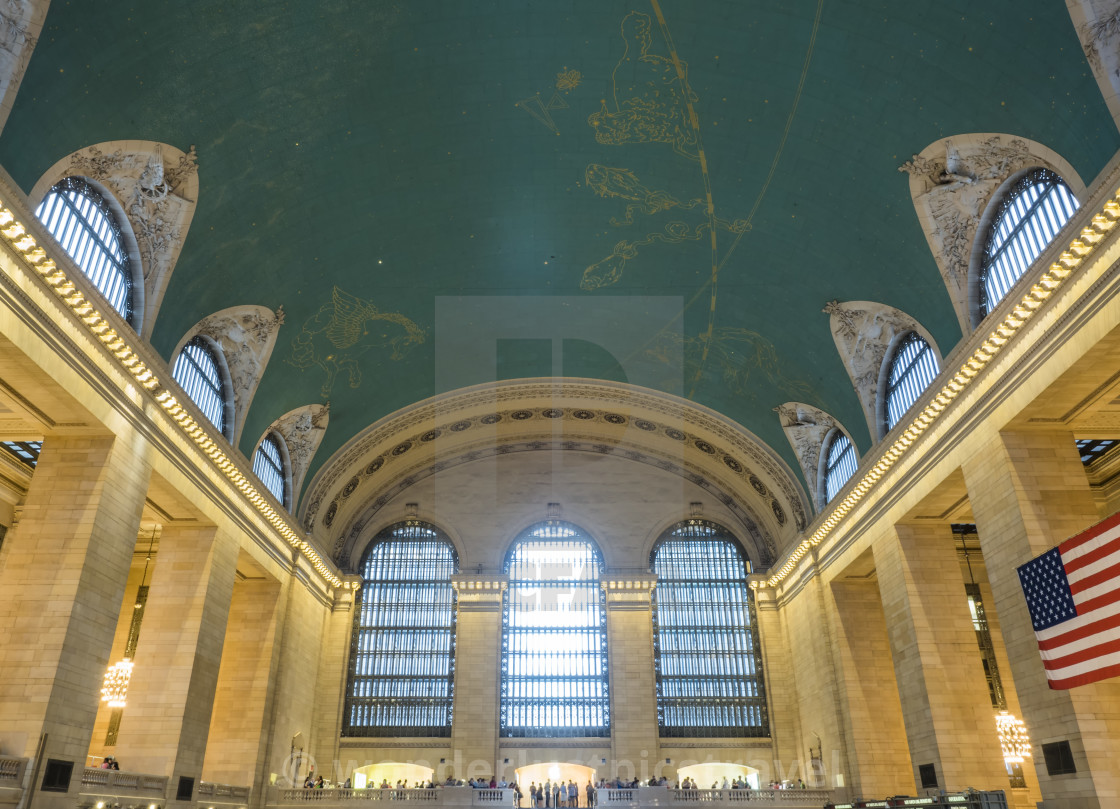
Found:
[996,710,1031,764]
[100,658,133,708]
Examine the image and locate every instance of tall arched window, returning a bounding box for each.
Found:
[820,428,857,505]
[172,336,230,438]
[883,331,940,433]
[35,177,135,325]
[252,432,290,508]
[501,522,608,737]
[651,520,768,737]
[343,521,458,737]
[978,168,1078,320]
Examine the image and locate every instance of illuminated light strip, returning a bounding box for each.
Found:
[0,201,343,588]
[756,188,1120,589]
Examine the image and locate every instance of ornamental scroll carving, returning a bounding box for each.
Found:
[774,402,851,512]
[0,0,44,135]
[899,134,1082,333]
[823,300,940,440]
[265,403,329,507]
[32,141,199,339]
[181,305,284,444]
[1070,1,1120,126]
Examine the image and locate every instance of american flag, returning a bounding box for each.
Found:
[1017,511,1120,689]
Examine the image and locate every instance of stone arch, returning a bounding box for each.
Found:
[823,300,942,441]
[899,133,1084,334]
[30,140,199,339]
[774,401,858,513]
[173,305,284,445]
[1069,1,1120,134]
[256,403,329,511]
[0,0,49,135]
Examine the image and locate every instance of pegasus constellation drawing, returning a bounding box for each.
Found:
[286,286,425,397]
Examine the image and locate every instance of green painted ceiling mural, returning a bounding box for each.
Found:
[1,1,1116,504]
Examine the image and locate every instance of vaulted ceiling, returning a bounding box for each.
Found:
[1,1,1116,509]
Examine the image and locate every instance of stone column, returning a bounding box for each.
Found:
[0,434,150,807]
[874,523,1007,792]
[112,522,239,804]
[309,575,364,779]
[827,576,912,797]
[602,574,658,780]
[202,574,284,787]
[964,429,1120,809]
[449,575,507,782]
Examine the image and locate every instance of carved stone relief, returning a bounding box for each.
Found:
[1070,1,1120,128]
[32,141,199,338]
[775,401,850,512]
[824,300,940,440]
[265,403,329,508]
[179,305,284,444]
[0,0,45,135]
[899,134,1083,333]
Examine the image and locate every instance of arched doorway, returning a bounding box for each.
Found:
[351,762,434,789]
[515,763,597,806]
[676,762,759,790]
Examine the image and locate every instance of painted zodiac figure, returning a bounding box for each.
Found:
[580,217,749,290]
[587,11,699,160]
[585,164,703,225]
[287,286,425,397]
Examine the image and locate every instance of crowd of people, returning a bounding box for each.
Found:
[297,770,810,799]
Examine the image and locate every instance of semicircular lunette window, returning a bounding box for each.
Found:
[252,432,289,507]
[35,177,134,323]
[885,331,940,432]
[172,336,228,437]
[980,168,1079,319]
[822,429,858,505]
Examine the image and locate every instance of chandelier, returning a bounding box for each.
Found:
[101,659,133,707]
[996,710,1031,763]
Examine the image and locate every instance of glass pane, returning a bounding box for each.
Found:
[172,338,226,434]
[501,524,609,737]
[252,433,287,503]
[343,523,458,737]
[652,521,768,737]
[886,332,940,430]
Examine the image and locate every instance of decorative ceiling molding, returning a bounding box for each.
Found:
[29,140,199,340]
[823,300,941,441]
[0,0,46,136]
[260,402,329,509]
[899,133,1084,334]
[300,380,812,557]
[173,305,284,445]
[775,402,854,512]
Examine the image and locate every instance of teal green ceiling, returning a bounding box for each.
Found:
[2,1,1116,504]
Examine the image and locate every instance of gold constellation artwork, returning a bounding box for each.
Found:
[286,286,426,397]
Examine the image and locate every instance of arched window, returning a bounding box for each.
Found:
[501,522,608,737]
[252,432,290,508]
[343,521,458,737]
[979,168,1078,319]
[172,336,230,438]
[820,428,857,505]
[883,332,940,433]
[651,520,768,737]
[35,177,135,324]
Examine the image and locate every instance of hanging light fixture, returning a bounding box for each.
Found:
[100,526,157,709]
[996,710,1032,764]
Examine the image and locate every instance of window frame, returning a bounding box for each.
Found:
[879,330,940,438]
[818,427,857,508]
[343,521,459,738]
[500,521,610,738]
[34,176,142,330]
[650,519,769,738]
[171,335,234,441]
[972,167,1078,327]
[252,431,292,509]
